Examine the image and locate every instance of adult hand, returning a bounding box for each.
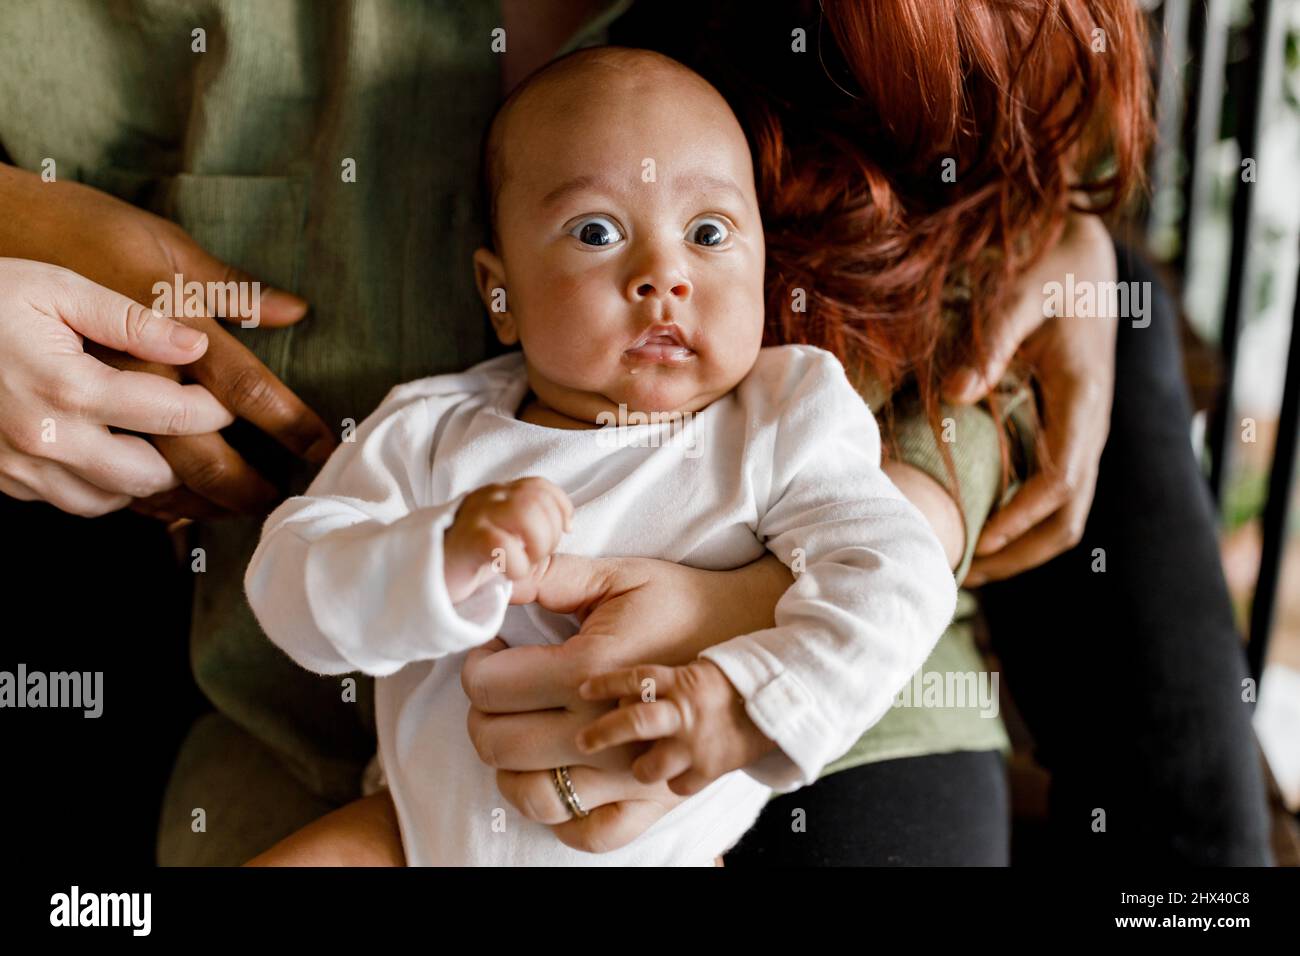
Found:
[0,164,336,520]
[0,257,235,515]
[941,213,1118,585]
[461,552,789,853]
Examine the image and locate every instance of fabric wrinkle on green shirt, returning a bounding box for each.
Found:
[0,0,1022,863]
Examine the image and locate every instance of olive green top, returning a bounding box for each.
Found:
[0,0,1023,864]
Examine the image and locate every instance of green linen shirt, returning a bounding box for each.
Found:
[0,0,1016,865]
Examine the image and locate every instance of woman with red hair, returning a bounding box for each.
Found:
[0,0,1263,867]
[584,0,1270,864]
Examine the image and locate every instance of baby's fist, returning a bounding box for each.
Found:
[443,476,573,603]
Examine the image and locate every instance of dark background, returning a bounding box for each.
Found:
[2,498,204,866]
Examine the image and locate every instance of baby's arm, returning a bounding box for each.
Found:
[881,460,965,569]
[574,349,957,793]
[245,380,569,677]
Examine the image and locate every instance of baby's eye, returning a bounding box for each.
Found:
[687,217,730,247]
[570,216,624,247]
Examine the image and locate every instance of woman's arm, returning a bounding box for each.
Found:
[944,212,1118,586]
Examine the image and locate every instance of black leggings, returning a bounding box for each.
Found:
[728,243,1272,866]
[725,750,1010,866]
[979,244,1272,865]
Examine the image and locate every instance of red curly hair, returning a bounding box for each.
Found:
[752,0,1154,486]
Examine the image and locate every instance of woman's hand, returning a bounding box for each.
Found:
[0,163,335,520]
[0,258,238,515]
[941,213,1118,585]
[461,552,790,853]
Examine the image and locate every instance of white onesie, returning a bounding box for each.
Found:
[245,344,956,865]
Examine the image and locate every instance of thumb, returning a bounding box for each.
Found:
[54,270,212,365]
[942,291,1047,404]
[531,553,613,618]
[174,238,308,328]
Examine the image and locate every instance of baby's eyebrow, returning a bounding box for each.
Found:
[669,172,750,207]
[541,174,614,208]
[540,172,749,209]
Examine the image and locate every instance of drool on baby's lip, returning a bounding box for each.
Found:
[622,343,696,365]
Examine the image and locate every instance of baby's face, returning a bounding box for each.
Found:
[475,54,766,423]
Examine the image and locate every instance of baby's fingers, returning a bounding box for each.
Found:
[483,526,532,582]
[631,739,693,785]
[579,664,676,702]
[496,494,564,564]
[575,699,683,754]
[542,481,575,533]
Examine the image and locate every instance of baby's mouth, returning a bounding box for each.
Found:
[623,324,696,366]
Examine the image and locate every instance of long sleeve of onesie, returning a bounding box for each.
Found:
[700,349,958,793]
[245,380,511,677]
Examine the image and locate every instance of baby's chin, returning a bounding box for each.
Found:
[604,371,718,417]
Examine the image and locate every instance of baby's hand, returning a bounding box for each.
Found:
[443,477,573,604]
[574,661,778,796]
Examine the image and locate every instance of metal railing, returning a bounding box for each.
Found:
[1147,0,1297,679]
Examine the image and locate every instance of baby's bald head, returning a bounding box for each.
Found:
[480,46,744,248]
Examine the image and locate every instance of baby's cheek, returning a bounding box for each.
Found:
[545,267,603,312]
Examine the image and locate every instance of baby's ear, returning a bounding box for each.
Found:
[473,247,517,345]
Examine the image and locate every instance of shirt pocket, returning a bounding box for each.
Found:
[84,166,310,298]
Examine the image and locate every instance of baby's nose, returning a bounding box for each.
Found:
[626,264,692,302]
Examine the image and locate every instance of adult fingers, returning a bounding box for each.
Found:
[496,766,650,826]
[3,455,132,517]
[0,473,39,501]
[172,242,309,328]
[48,268,213,366]
[468,706,595,770]
[67,354,234,435]
[553,799,672,854]
[39,425,179,499]
[150,432,280,514]
[942,291,1048,404]
[529,552,618,617]
[965,498,1092,586]
[185,317,336,462]
[974,470,1070,558]
[131,484,233,523]
[976,371,1099,556]
[461,641,577,712]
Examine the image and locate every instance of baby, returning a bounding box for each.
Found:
[245,46,956,866]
